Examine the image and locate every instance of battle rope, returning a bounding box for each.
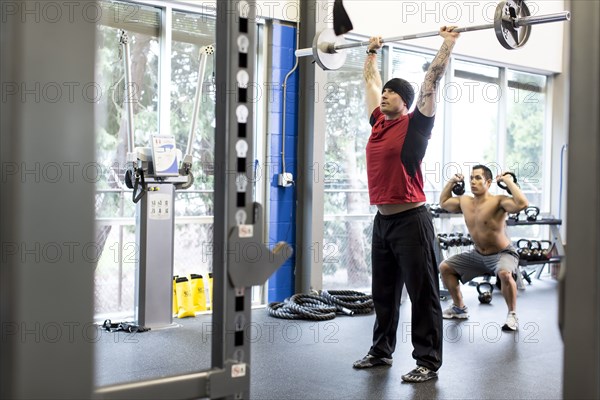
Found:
[267,290,374,321]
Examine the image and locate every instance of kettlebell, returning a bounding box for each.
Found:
[529,240,542,261]
[525,206,540,221]
[517,238,532,261]
[452,180,465,196]
[477,282,494,304]
[497,172,519,195]
[540,240,553,260]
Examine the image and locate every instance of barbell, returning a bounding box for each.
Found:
[295,0,570,71]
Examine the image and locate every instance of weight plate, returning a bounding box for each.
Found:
[124,169,134,189]
[313,28,347,71]
[494,0,531,49]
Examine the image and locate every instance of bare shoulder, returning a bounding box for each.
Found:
[494,193,512,208]
[458,195,475,211]
[493,193,508,204]
[459,194,475,205]
[491,194,510,216]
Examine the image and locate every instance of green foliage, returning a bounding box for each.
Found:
[506,88,545,191]
[95,24,216,217]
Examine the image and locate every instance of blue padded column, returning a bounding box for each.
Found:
[267,23,298,302]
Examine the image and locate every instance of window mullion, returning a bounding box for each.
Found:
[498,67,507,173]
[443,57,454,172]
[159,5,172,136]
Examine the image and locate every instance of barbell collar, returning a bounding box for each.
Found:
[295,47,313,58]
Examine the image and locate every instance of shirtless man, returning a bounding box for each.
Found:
[438,164,529,331]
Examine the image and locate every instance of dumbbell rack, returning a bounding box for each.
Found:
[430,209,474,299]
[506,216,565,280]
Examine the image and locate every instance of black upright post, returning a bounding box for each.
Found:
[212,1,256,398]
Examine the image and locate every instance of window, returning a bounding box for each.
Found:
[94,1,161,316]
[322,43,380,290]
[94,0,223,316]
[505,69,547,207]
[449,60,501,181]
[505,70,548,240]
[170,10,216,283]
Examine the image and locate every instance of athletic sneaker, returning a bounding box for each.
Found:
[352,354,392,369]
[442,304,469,319]
[401,366,438,383]
[502,311,519,331]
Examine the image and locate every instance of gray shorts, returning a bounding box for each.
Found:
[443,245,519,283]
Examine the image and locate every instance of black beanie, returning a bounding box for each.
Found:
[382,78,415,109]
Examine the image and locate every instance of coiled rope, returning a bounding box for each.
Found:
[267,290,374,321]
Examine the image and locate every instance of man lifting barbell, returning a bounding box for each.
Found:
[438,165,529,331]
[351,26,459,383]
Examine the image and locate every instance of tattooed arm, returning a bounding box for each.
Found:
[364,36,383,118]
[417,26,460,117]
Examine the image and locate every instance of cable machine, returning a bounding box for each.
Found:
[118,31,212,329]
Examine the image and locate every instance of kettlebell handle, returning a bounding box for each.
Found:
[497,172,519,195]
[476,281,494,294]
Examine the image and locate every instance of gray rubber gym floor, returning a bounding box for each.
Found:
[95,275,562,399]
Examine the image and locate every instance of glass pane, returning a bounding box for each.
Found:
[454,59,499,79]
[505,70,548,240]
[170,10,216,286]
[94,3,161,318]
[449,60,500,183]
[322,43,380,291]
[506,69,546,207]
[391,48,445,203]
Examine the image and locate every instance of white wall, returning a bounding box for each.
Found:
[178,0,302,21]
[329,0,567,73]
[177,1,567,72]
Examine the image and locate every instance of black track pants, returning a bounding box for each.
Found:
[368,205,443,371]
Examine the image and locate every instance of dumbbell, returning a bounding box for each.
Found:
[448,233,461,247]
[497,172,519,195]
[452,233,472,247]
[437,234,450,250]
[462,234,473,246]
